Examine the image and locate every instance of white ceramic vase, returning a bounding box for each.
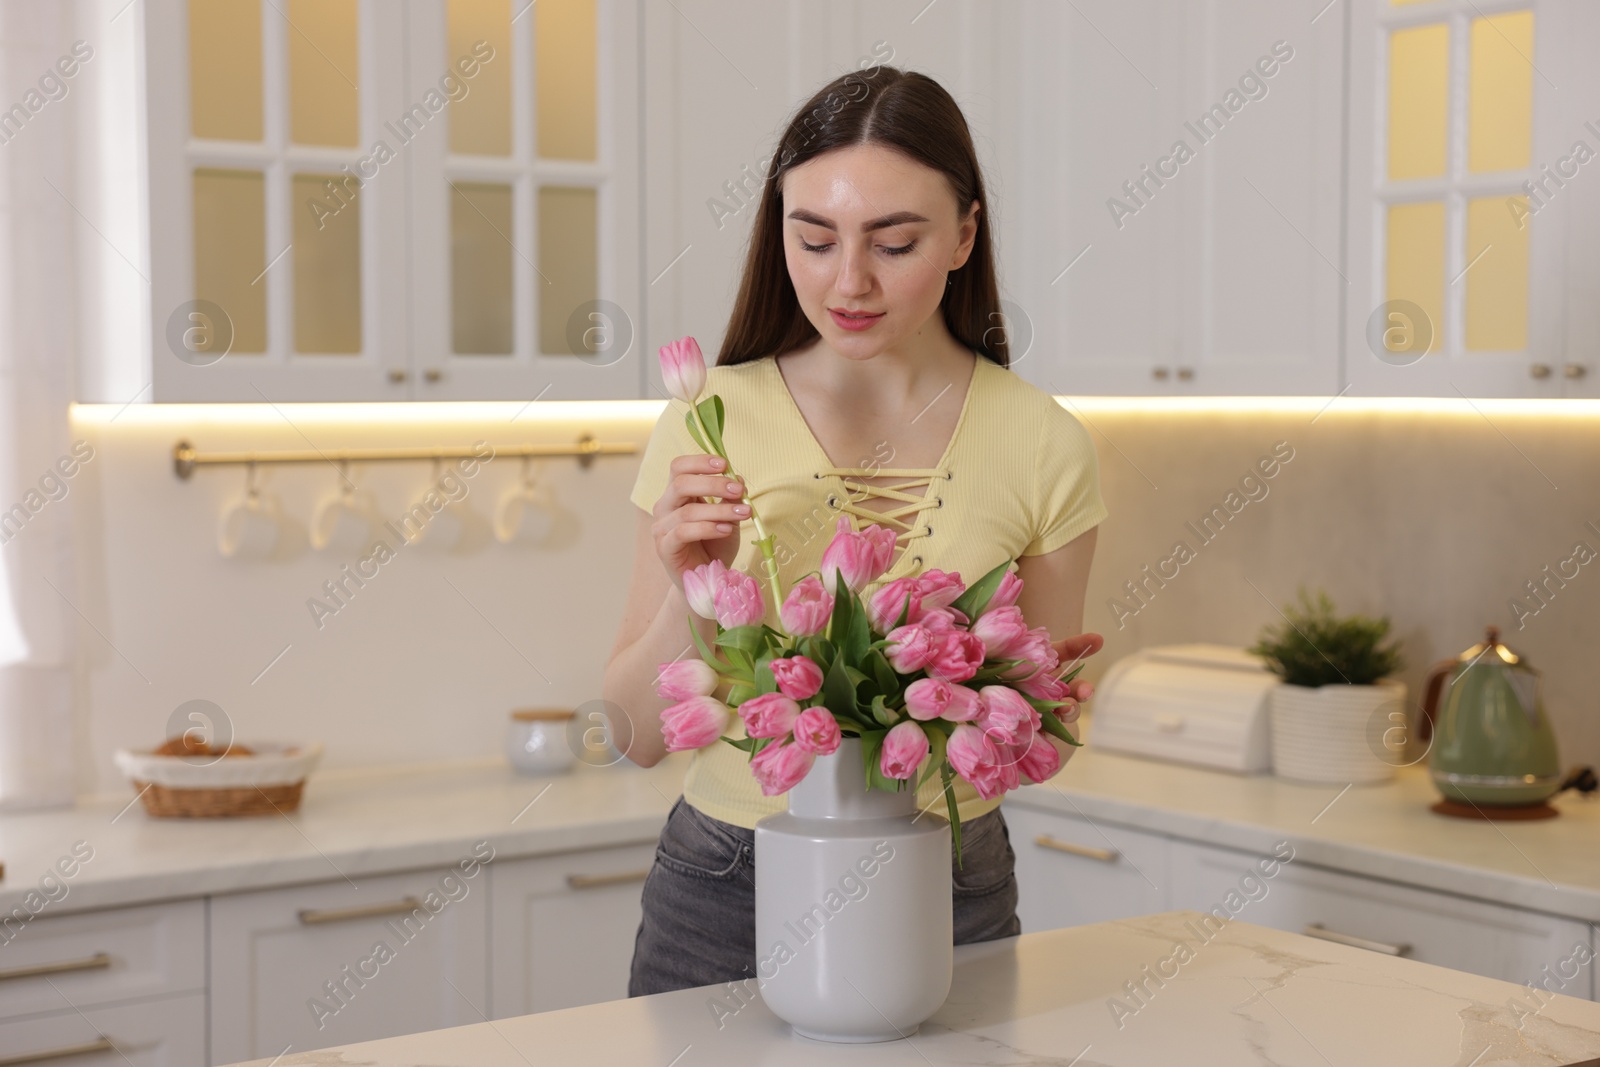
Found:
[753,736,952,1042]
[1268,679,1408,784]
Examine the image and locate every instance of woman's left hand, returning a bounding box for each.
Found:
[1048,632,1105,717]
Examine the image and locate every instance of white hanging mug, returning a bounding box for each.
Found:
[494,458,555,546]
[310,465,378,553]
[217,464,285,559]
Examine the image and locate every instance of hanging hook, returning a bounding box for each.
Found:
[338,458,355,499]
[245,459,260,501]
[521,454,538,490]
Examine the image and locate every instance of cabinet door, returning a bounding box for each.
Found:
[405,0,643,401]
[1169,840,1596,1001]
[1168,0,1344,396]
[0,993,207,1067]
[1003,804,1170,933]
[488,842,655,1017]
[208,865,489,1061]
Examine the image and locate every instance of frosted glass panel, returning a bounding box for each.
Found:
[190,0,263,141]
[1386,201,1445,355]
[1389,24,1449,181]
[537,0,598,161]
[288,0,360,147]
[1465,197,1529,351]
[292,174,362,353]
[538,186,597,355]
[451,182,514,354]
[193,169,267,354]
[1468,11,1534,174]
[449,0,512,156]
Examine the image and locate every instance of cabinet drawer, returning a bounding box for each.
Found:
[0,901,204,1021]
[0,991,206,1066]
[209,860,490,1062]
[1169,840,1596,1001]
[489,842,656,1017]
[1003,804,1169,933]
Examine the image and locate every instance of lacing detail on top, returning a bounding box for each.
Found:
[815,467,951,570]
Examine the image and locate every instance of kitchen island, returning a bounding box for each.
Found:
[223,909,1600,1067]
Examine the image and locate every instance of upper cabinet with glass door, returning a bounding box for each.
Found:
[145,0,640,401]
[1346,0,1591,396]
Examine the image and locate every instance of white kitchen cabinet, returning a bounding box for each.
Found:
[0,993,207,1067]
[1004,804,1170,933]
[208,865,488,1062]
[141,0,641,402]
[488,842,655,1017]
[0,900,204,1021]
[1168,839,1597,1002]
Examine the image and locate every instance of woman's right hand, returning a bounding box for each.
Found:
[652,453,749,591]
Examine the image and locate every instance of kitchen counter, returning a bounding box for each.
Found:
[1008,715,1600,922]
[219,909,1600,1067]
[3,720,1598,923]
[0,753,694,915]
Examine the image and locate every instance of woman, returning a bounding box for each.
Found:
[604,66,1108,998]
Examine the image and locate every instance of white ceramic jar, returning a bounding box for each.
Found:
[506,708,576,774]
[753,737,953,1042]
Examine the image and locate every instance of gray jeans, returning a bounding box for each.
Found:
[627,795,1022,997]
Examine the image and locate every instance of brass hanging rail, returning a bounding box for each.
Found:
[172,433,636,480]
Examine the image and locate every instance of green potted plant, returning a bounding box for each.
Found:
[1247,587,1407,783]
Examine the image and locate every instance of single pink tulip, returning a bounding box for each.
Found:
[792,707,841,755]
[880,720,930,780]
[779,574,834,636]
[751,739,815,795]
[819,516,896,594]
[945,684,982,721]
[738,691,802,738]
[1003,734,1061,784]
[884,624,936,674]
[865,576,921,634]
[659,336,707,405]
[770,656,824,700]
[913,569,965,611]
[682,559,726,620]
[660,695,730,752]
[983,570,1023,614]
[655,659,718,702]
[925,630,987,684]
[903,677,955,721]
[970,605,1028,658]
[917,606,966,632]
[946,723,1018,800]
[977,685,1040,747]
[713,568,766,629]
[1017,669,1070,703]
[1001,627,1058,679]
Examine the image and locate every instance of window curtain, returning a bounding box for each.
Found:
[0,0,85,809]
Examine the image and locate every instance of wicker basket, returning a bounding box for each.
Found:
[114,741,323,819]
[131,779,307,817]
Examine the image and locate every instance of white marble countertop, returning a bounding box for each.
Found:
[1007,714,1600,922]
[220,909,1600,1067]
[3,714,1596,923]
[0,753,695,915]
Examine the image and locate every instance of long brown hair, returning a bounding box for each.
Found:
[717,66,1009,369]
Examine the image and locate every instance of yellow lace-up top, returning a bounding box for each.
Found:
[629,352,1108,830]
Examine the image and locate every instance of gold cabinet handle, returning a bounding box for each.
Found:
[1566,363,1588,379]
[566,869,651,890]
[1032,835,1118,863]
[0,952,111,982]
[1530,363,1552,379]
[387,369,407,383]
[1301,922,1410,956]
[0,1038,116,1066]
[298,897,423,925]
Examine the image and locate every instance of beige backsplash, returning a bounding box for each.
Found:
[67,402,1599,798]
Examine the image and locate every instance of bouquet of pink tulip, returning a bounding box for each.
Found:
[653,337,1083,866]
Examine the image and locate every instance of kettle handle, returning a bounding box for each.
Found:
[1419,657,1457,743]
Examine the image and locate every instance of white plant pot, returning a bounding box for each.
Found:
[753,737,952,1042]
[1268,679,1407,784]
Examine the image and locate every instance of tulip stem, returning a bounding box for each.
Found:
[689,400,787,619]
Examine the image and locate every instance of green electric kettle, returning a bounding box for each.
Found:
[1421,626,1562,806]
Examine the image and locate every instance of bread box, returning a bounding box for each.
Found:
[1087,643,1277,773]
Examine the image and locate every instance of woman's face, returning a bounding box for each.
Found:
[781,143,979,360]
